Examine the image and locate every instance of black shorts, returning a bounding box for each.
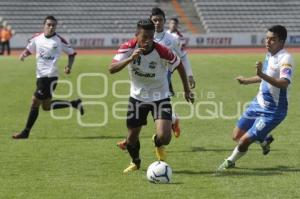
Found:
[34,77,58,100]
[126,97,172,128]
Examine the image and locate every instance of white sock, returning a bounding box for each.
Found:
[171,113,177,124]
[227,146,246,163]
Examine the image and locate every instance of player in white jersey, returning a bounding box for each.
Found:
[109,19,194,173]
[151,7,195,138]
[217,25,294,172]
[115,8,193,149]
[167,17,192,77]
[12,16,84,139]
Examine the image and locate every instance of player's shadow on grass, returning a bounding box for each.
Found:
[169,147,278,153]
[242,165,300,173]
[37,135,126,140]
[215,165,300,177]
[173,170,215,175]
[168,147,234,153]
[37,135,153,140]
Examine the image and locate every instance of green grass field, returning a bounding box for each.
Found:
[0,53,299,199]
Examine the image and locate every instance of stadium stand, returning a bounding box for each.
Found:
[193,0,300,33]
[0,0,158,34]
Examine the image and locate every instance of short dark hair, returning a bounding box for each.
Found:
[170,17,179,24]
[137,19,155,31]
[268,25,287,42]
[150,7,165,20]
[43,15,57,24]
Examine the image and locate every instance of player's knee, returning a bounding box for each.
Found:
[232,134,240,142]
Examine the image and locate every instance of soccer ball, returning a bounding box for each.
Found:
[146,161,172,183]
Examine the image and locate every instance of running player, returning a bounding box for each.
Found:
[109,19,194,173]
[217,25,295,171]
[12,16,84,139]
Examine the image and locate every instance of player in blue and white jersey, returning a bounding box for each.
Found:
[217,25,295,171]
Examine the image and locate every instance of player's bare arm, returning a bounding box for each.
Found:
[19,49,31,61]
[109,48,145,74]
[236,75,261,85]
[176,62,194,103]
[64,54,76,74]
[256,61,289,89]
[188,76,196,89]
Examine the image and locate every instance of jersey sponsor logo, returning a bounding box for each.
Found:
[149,61,157,69]
[132,68,155,78]
[39,48,55,60]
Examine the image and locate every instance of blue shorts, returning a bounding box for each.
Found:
[237,100,287,142]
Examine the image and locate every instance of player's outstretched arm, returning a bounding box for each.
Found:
[19,49,31,61]
[176,62,194,103]
[256,61,289,89]
[236,75,261,85]
[109,48,144,74]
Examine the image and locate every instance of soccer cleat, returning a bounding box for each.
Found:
[123,161,140,173]
[12,131,29,139]
[261,135,274,155]
[117,139,127,150]
[172,114,181,138]
[216,159,235,172]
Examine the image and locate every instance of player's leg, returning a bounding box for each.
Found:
[6,41,10,55]
[152,98,172,161]
[153,119,172,161]
[216,107,256,170]
[40,77,84,115]
[259,114,285,155]
[171,113,180,138]
[42,98,84,115]
[167,70,181,138]
[217,131,253,171]
[123,127,142,173]
[0,41,4,55]
[12,95,41,139]
[232,126,247,142]
[123,97,149,173]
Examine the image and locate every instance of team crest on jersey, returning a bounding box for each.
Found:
[149,61,157,69]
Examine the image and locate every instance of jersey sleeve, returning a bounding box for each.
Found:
[112,39,136,63]
[62,42,76,55]
[155,43,181,72]
[26,37,36,53]
[56,35,76,55]
[280,55,294,83]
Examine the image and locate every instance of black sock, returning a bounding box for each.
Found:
[23,106,39,135]
[153,135,163,147]
[126,140,141,165]
[51,100,71,109]
[70,99,81,108]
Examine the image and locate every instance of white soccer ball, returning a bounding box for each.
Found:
[146,161,172,183]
